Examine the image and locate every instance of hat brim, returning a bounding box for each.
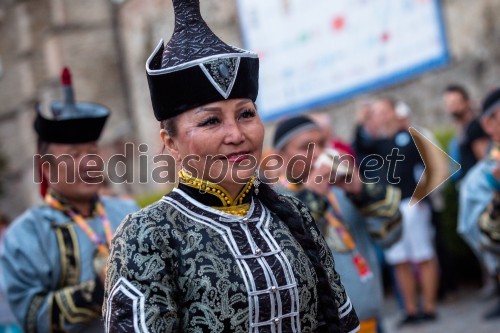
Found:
[146,41,259,121]
[34,103,110,143]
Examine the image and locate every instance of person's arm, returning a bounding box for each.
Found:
[326,164,402,248]
[478,191,500,255]
[346,183,403,248]
[0,218,103,333]
[103,211,179,333]
[294,189,328,224]
[285,196,360,332]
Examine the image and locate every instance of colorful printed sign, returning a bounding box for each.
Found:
[237,0,449,121]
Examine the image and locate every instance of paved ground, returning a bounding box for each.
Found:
[380,289,499,333]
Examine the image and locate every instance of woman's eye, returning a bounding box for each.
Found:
[239,109,256,119]
[198,116,220,127]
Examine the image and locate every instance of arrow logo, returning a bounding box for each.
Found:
[409,127,461,207]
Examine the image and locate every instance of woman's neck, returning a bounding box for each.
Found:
[69,200,94,217]
[220,181,247,199]
[49,190,95,217]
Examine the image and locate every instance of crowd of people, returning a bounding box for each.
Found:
[0,0,499,332]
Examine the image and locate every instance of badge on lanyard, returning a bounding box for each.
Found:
[326,192,373,282]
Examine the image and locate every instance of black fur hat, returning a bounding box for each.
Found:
[146,0,259,121]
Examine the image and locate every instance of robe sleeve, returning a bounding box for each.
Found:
[478,191,500,255]
[0,215,103,333]
[347,183,403,248]
[103,208,179,333]
[296,183,402,248]
[458,164,499,275]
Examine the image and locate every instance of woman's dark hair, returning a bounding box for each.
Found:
[160,118,177,137]
[160,118,177,155]
[159,117,343,332]
[256,181,343,332]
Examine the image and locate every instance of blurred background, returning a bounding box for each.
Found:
[0,0,499,331]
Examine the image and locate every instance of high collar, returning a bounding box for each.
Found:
[177,170,255,216]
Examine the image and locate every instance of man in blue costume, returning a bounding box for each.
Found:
[273,116,402,332]
[459,87,500,320]
[0,68,139,333]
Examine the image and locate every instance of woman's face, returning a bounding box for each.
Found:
[280,128,326,182]
[42,142,102,201]
[162,98,264,194]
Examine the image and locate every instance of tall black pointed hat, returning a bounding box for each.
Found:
[34,67,110,144]
[146,0,259,121]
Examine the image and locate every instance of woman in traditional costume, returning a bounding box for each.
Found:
[103,1,360,332]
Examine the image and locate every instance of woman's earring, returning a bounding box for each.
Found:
[254,177,260,195]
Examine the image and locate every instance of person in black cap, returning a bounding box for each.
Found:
[273,115,402,332]
[442,84,489,181]
[459,87,500,320]
[103,1,360,332]
[0,68,139,333]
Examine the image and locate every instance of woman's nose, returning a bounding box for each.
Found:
[223,122,245,145]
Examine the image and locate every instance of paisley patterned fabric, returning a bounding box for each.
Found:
[104,188,359,333]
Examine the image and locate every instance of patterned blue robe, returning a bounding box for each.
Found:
[0,196,139,333]
[459,156,500,274]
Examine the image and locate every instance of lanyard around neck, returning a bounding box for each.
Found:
[45,192,113,255]
[326,191,372,280]
[325,192,356,251]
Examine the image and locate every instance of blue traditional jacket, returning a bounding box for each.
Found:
[0,195,139,333]
[459,150,500,274]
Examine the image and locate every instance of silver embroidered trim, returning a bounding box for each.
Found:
[106,277,150,333]
[348,324,361,333]
[162,190,302,332]
[338,296,353,319]
[146,39,257,75]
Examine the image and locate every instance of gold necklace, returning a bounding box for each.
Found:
[178,170,255,216]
